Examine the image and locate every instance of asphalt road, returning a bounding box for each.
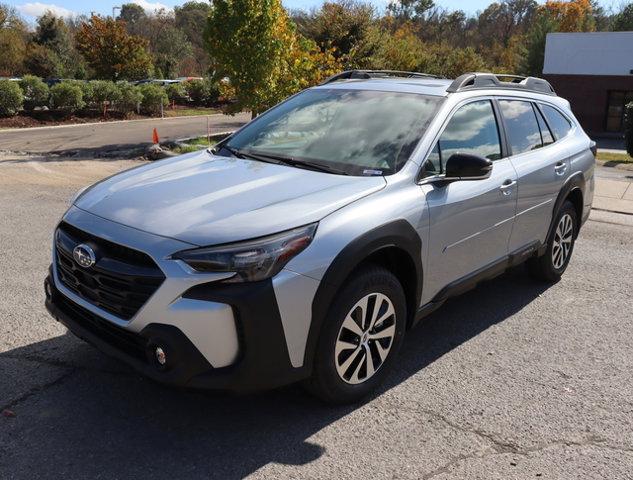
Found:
[0,113,250,156]
[1,157,632,479]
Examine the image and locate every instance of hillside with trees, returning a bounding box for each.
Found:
[1,0,633,119]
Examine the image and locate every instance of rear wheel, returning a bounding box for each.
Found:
[528,200,577,282]
[306,266,406,404]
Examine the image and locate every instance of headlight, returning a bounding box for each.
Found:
[172,223,318,283]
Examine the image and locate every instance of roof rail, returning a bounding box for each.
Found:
[447,73,556,96]
[321,70,442,85]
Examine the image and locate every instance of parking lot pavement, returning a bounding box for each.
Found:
[1,157,632,479]
[0,113,250,157]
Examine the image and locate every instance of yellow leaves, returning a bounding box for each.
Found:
[541,0,595,32]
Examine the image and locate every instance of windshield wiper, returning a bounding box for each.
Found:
[242,150,350,175]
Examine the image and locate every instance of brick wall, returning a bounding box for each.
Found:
[542,74,633,135]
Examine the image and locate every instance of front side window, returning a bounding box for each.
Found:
[424,100,501,176]
[499,99,543,155]
[224,89,443,176]
[541,104,573,139]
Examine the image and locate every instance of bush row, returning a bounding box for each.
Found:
[0,77,221,117]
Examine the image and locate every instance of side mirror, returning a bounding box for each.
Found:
[444,153,493,181]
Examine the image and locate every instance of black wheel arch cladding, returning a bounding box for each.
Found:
[547,171,585,245]
[304,219,423,370]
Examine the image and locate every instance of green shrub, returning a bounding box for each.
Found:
[165,82,188,104]
[0,80,24,116]
[18,75,49,111]
[625,102,633,157]
[184,78,220,106]
[87,80,122,108]
[49,82,84,112]
[117,82,143,115]
[139,83,168,115]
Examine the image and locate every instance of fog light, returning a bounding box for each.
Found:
[44,280,52,299]
[155,346,167,366]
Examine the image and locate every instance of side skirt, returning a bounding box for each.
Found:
[413,241,541,326]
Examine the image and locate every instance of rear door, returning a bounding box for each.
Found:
[421,99,518,300]
[499,99,573,251]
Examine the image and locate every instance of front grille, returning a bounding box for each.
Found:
[55,291,147,361]
[55,222,165,320]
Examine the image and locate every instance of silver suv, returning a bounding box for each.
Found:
[45,71,595,404]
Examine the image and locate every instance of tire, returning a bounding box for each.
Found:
[306,265,407,405]
[527,200,578,282]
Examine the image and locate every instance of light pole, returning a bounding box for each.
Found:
[112,6,121,19]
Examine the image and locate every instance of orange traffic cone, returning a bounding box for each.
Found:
[152,128,160,145]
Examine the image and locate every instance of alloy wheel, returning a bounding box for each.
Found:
[552,213,574,270]
[334,293,397,385]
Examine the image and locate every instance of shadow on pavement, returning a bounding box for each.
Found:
[0,267,551,479]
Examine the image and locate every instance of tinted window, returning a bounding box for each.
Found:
[226,89,443,176]
[499,100,542,154]
[535,106,555,146]
[541,104,572,140]
[434,100,501,170]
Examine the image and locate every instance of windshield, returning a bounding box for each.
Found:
[223,88,443,176]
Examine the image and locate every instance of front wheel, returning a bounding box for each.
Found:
[528,200,578,282]
[306,266,407,404]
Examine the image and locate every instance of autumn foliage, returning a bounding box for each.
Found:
[75,15,153,80]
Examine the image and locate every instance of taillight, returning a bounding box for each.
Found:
[589,141,597,157]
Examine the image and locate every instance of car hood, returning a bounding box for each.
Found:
[75,151,386,246]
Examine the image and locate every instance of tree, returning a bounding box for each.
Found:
[205,0,307,116]
[141,11,193,78]
[477,0,537,47]
[521,10,558,76]
[541,0,595,32]
[31,12,83,77]
[119,3,146,30]
[387,0,434,21]
[175,2,213,73]
[612,3,633,31]
[0,3,27,76]
[294,1,375,63]
[75,15,153,80]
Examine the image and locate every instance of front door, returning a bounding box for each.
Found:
[421,99,518,301]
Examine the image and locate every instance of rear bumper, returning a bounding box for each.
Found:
[45,271,310,392]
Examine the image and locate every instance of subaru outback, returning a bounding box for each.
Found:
[45,71,595,404]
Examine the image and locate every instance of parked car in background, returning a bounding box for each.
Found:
[45,71,595,404]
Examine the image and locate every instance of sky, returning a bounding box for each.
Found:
[4,0,621,22]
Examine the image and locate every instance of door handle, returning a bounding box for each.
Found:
[499,179,517,196]
[555,162,567,175]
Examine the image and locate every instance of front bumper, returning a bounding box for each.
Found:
[46,271,310,392]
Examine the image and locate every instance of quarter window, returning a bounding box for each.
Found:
[535,106,555,146]
[424,100,501,175]
[499,100,543,155]
[541,104,572,140]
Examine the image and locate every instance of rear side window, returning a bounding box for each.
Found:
[535,106,555,146]
[499,100,542,155]
[541,104,572,140]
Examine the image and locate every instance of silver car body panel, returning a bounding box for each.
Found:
[51,78,595,373]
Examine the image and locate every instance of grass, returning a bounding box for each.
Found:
[171,136,216,154]
[596,151,633,165]
[164,107,220,117]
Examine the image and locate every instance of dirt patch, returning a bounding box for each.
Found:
[0,153,146,187]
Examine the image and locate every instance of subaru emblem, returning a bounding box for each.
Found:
[73,244,96,268]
